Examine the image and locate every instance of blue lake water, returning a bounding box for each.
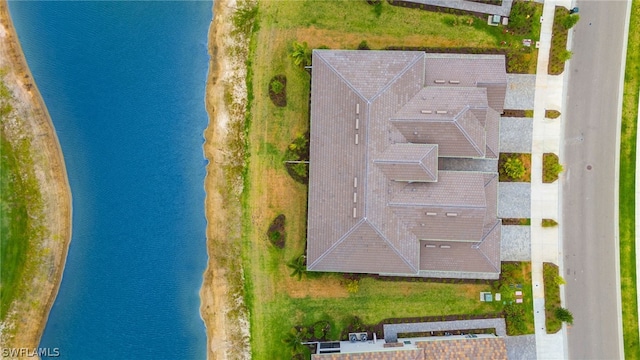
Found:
[9,1,211,358]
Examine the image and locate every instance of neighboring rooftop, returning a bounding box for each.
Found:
[307,50,507,279]
[311,335,507,360]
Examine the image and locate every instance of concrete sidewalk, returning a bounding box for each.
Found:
[529,0,572,358]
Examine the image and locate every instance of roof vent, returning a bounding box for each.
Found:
[434,79,446,84]
[355,134,359,145]
[355,118,359,130]
[446,212,458,217]
[353,207,357,218]
[356,103,360,115]
[436,110,448,114]
[420,110,433,114]
[354,177,358,188]
[440,245,451,249]
[425,244,436,248]
[449,80,460,84]
[426,212,437,216]
[353,192,357,203]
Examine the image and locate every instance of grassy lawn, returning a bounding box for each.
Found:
[0,77,43,321]
[240,1,541,357]
[619,0,640,357]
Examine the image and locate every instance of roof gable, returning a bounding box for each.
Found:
[315,50,425,100]
[308,220,417,274]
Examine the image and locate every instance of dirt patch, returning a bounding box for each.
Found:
[283,275,349,299]
[0,0,72,350]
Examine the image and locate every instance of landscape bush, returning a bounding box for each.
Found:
[541,218,558,227]
[289,41,311,67]
[543,153,563,183]
[555,307,574,325]
[503,157,526,179]
[268,75,287,107]
[545,109,561,119]
[284,132,310,184]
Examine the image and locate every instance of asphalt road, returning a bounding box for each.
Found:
[562,1,628,359]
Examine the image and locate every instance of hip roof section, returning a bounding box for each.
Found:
[307,50,506,277]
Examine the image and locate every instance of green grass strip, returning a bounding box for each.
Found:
[619,1,640,358]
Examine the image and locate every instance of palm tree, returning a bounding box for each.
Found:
[290,41,311,67]
[287,254,307,280]
[282,327,306,354]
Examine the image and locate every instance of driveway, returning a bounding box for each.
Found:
[500,117,533,153]
[505,74,536,110]
[501,225,531,261]
[498,182,531,218]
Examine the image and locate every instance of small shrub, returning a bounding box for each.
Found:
[285,132,310,184]
[541,218,558,227]
[504,157,526,179]
[545,109,561,119]
[268,75,287,107]
[558,49,572,62]
[561,14,580,30]
[543,153,563,183]
[357,40,370,50]
[524,110,534,117]
[555,307,574,324]
[373,1,383,17]
[290,41,311,67]
[270,79,284,94]
[344,278,360,293]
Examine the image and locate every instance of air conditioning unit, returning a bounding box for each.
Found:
[348,332,368,342]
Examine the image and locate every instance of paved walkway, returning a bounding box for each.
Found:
[529,0,572,359]
[403,0,513,16]
[383,319,506,342]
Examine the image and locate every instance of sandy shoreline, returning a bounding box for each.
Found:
[0,0,72,352]
[200,0,253,358]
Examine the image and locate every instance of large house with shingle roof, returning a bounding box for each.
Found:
[306,50,506,279]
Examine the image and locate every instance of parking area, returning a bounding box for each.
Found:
[501,225,531,261]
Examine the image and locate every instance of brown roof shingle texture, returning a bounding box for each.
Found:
[374,144,438,182]
[416,338,507,360]
[312,349,424,360]
[307,50,505,277]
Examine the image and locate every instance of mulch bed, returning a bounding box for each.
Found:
[268,74,287,107]
[266,214,286,248]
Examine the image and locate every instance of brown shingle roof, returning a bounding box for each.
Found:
[374,143,438,182]
[416,338,507,359]
[307,50,505,277]
[312,349,424,360]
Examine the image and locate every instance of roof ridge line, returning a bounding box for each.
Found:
[454,108,484,157]
[369,52,424,102]
[366,220,419,273]
[308,218,366,269]
[476,220,501,272]
[316,52,369,102]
